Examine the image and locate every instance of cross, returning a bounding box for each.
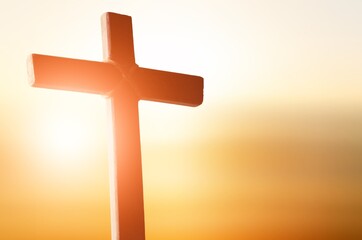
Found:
[28,12,203,240]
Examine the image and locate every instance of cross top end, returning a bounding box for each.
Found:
[28,12,204,107]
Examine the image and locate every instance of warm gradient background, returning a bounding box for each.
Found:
[1,0,362,239]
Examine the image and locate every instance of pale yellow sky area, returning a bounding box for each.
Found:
[1,0,362,239]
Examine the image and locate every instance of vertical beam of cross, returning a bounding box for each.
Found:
[28,12,203,240]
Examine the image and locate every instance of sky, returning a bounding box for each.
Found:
[1,0,362,239]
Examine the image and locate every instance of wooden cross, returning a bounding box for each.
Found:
[28,12,203,240]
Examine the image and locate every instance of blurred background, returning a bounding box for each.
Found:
[0,0,361,239]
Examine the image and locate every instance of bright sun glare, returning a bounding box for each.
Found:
[50,120,85,153]
[41,114,91,158]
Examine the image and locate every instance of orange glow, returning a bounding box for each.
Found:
[1,1,362,240]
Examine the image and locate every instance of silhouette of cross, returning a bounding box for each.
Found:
[28,12,203,240]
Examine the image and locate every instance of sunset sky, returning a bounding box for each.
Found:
[1,0,362,239]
